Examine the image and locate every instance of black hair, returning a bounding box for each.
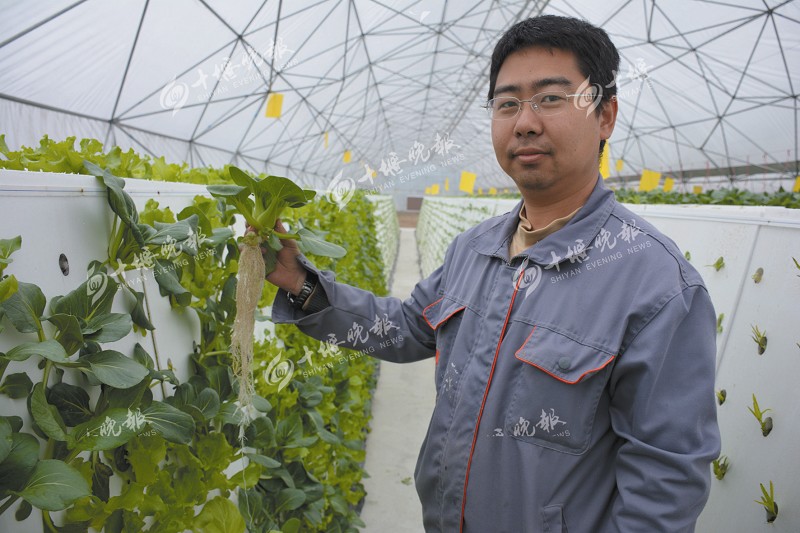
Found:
[488,15,620,155]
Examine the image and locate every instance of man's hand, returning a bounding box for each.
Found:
[254,219,307,296]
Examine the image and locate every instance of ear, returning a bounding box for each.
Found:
[599,96,618,140]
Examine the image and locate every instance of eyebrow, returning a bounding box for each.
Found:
[493,77,574,97]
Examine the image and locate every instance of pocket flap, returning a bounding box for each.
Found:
[423,296,466,331]
[515,326,615,384]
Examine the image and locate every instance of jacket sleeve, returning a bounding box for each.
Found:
[270,252,444,363]
[608,284,721,532]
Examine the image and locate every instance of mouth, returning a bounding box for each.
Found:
[512,149,549,164]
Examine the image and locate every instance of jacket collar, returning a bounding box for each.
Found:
[468,175,616,266]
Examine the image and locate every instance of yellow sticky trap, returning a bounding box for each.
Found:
[265,93,283,118]
[459,171,476,194]
[444,178,449,191]
[638,169,661,192]
[793,176,800,192]
[478,188,483,195]
[343,151,351,163]
[616,159,624,172]
[324,131,329,149]
[600,145,610,178]
[431,184,440,195]
[663,177,675,192]
[693,185,703,194]
[489,187,497,195]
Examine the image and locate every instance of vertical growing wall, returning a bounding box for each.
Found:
[418,196,800,531]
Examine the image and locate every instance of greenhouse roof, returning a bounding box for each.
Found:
[1,0,798,191]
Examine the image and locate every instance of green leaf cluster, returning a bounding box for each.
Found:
[1,135,391,531]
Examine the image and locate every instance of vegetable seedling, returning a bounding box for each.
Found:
[754,481,778,523]
[716,389,726,406]
[706,256,725,271]
[751,324,767,355]
[747,393,773,437]
[712,455,729,480]
[207,167,346,419]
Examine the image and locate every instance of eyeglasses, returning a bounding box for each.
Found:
[483,91,597,120]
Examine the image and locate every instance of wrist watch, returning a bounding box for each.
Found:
[287,272,328,313]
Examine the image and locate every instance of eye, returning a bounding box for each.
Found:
[539,93,566,104]
[495,98,520,110]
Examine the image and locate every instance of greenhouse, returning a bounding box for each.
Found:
[0,1,798,532]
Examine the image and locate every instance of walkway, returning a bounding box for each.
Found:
[360,226,435,533]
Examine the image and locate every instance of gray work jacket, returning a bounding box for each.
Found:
[272,176,721,532]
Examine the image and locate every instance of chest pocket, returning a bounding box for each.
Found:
[423,296,467,399]
[505,325,615,454]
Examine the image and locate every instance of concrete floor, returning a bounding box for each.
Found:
[360,227,435,533]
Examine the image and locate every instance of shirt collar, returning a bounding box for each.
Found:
[468,175,616,265]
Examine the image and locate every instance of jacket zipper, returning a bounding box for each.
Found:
[458,266,524,532]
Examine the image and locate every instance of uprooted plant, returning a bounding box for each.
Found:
[207,167,346,419]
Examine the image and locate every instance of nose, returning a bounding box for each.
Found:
[513,101,543,137]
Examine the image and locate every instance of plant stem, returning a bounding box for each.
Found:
[0,358,8,383]
[42,510,58,532]
[0,495,18,516]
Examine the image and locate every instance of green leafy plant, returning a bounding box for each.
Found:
[747,393,773,437]
[754,480,778,523]
[751,324,768,355]
[706,256,725,271]
[207,166,347,418]
[712,455,729,480]
[752,267,764,283]
[716,389,726,406]
[0,134,395,531]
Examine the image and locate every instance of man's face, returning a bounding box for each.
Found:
[490,46,617,196]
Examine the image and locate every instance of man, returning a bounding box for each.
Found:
[266,15,720,533]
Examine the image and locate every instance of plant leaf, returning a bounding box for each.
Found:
[71,408,141,451]
[152,258,191,306]
[4,339,68,363]
[0,372,33,399]
[207,184,247,197]
[81,350,149,389]
[16,459,91,511]
[51,271,118,322]
[125,287,155,330]
[296,227,347,259]
[0,433,39,492]
[49,382,93,426]
[31,383,69,441]
[84,313,133,343]
[0,417,13,463]
[47,313,84,356]
[275,488,306,513]
[0,274,18,303]
[0,281,45,333]
[143,401,195,444]
[193,388,220,420]
[193,496,245,533]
